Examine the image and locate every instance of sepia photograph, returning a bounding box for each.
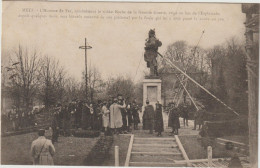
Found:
[1,1,259,167]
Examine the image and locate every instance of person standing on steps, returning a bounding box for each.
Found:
[143,99,155,134]
[154,101,164,136]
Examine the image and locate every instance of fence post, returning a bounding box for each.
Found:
[208,146,212,167]
[115,146,119,166]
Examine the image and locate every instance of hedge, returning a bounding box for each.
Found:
[83,135,113,166]
[199,117,248,138]
[71,129,100,138]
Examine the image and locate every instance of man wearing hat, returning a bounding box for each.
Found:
[144,29,162,76]
[31,129,55,165]
[143,99,155,134]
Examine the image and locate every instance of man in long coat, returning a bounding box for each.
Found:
[143,100,155,134]
[132,101,140,130]
[110,98,126,134]
[51,112,59,143]
[31,129,55,165]
[168,103,180,135]
[154,101,164,136]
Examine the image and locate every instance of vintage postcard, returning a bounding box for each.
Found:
[1,1,259,167]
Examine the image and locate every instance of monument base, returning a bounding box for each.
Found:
[143,78,162,108]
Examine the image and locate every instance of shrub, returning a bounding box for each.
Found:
[72,129,100,138]
[199,116,248,138]
[84,135,113,166]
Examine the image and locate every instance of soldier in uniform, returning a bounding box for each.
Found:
[144,29,162,76]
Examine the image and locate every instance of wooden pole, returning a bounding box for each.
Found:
[115,146,119,166]
[207,146,212,167]
[245,12,258,168]
[125,135,134,167]
[158,52,239,116]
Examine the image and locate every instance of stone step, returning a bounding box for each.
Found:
[131,151,182,156]
[133,143,178,148]
[134,139,176,144]
[132,146,180,153]
[129,161,187,167]
[134,137,175,141]
[130,154,184,163]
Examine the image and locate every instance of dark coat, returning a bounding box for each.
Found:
[81,105,90,129]
[182,106,189,119]
[168,108,180,129]
[126,106,133,125]
[154,103,164,133]
[195,109,205,125]
[143,105,154,130]
[132,104,140,124]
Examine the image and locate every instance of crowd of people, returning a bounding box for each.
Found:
[29,96,207,165]
[4,107,38,131]
[50,94,142,142]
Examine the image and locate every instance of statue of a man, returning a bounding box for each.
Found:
[144,29,162,76]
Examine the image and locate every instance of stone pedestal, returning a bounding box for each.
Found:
[143,78,162,107]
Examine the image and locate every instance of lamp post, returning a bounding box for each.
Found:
[79,38,92,101]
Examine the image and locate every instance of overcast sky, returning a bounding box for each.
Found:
[2,2,245,82]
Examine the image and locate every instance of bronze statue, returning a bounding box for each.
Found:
[144,29,162,76]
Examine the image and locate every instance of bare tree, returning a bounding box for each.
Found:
[39,55,68,108]
[8,45,41,110]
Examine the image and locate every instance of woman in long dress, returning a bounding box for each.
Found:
[102,102,110,135]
